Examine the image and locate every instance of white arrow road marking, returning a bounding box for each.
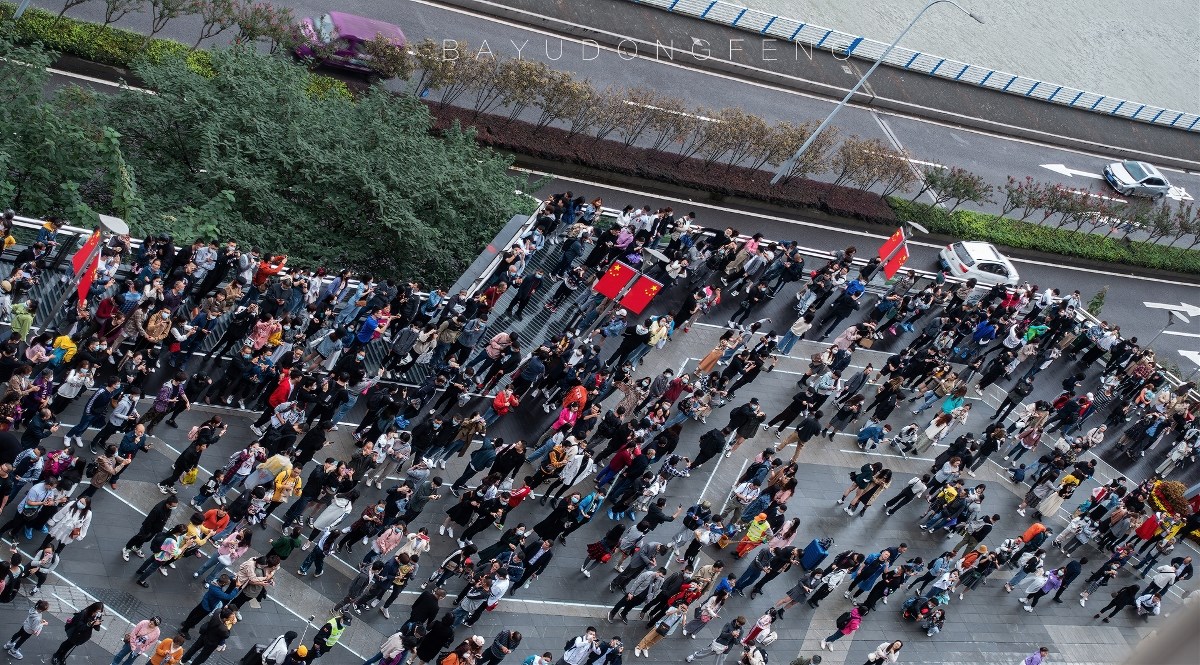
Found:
[1167,186,1194,202]
[1144,301,1200,317]
[1041,163,1104,178]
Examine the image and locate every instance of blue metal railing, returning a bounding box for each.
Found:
[637,0,1199,133]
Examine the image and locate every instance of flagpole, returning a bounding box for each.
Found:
[43,214,128,330]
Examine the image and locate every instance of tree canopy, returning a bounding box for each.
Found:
[0,38,530,286]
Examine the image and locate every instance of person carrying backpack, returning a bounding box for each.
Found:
[820,605,867,651]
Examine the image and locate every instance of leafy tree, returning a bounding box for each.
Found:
[644,96,689,153]
[877,148,917,198]
[360,33,412,80]
[671,110,713,164]
[498,59,546,125]
[232,0,296,53]
[704,108,767,171]
[830,135,876,188]
[1087,286,1107,316]
[532,70,585,131]
[942,167,993,213]
[912,166,991,212]
[191,0,237,48]
[614,87,673,148]
[1000,175,1036,218]
[148,0,194,37]
[103,0,144,26]
[74,46,526,285]
[0,38,121,221]
[769,121,838,185]
[586,87,625,144]
[1167,202,1197,248]
[58,0,92,18]
[562,82,602,141]
[1144,202,1178,244]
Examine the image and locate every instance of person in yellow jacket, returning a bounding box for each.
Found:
[51,334,77,366]
[735,513,774,559]
[262,467,303,525]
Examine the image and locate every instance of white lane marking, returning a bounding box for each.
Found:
[623,100,719,122]
[866,150,946,169]
[47,67,154,94]
[1162,330,1200,338]
[98,481,366,658]
[405,0,1198,172]
[511,166,1200,287]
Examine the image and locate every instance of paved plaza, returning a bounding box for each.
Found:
[0,293,1190,665]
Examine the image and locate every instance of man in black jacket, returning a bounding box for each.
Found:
[122,495,178,560]
[281,459,337,530]
[511,539,555,595]
[689,428,727,471]
[205,303,258,363]
[405,587,446,633]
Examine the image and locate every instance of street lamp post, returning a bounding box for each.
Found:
[1146,310,1189,349]
[771,0,984,185]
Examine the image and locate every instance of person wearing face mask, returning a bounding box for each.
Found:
[141,372,188,433]
[506,270,545,321]
[41,497,92,554]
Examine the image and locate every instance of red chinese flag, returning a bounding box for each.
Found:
[877,228,906,261]
[77,253,99,303]
[71,230,102,275]
[619,275,664,315]
[592,261,635,300]
[883,245,910,280]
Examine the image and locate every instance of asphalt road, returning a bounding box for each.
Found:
[34,0,1200,221]
[513,167,1200,373]
[35,1,1200,367]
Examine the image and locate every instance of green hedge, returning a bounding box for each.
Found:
[0,3,213,71]
[0,2,352,94]
[890,198,1200,275]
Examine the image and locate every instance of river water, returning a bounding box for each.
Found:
[732,0,1198,113]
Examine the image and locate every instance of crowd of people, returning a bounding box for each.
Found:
[0,198,1192,665]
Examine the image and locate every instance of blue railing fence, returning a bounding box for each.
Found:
[633,0,1200,133]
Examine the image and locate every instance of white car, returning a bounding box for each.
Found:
[938,241,1019,286]
[1103,161,1171,200]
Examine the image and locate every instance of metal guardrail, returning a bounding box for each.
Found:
[630,0,1200,133]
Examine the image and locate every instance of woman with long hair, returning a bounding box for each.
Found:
[847,469,892,517]
[50,601,104,664]
[41,497,92,553]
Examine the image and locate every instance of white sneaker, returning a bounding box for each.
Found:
[380,607,390,619]
[439,525,446,535]
[439,460,447,469]
[121,548,131,561]
[821,640,831,651]
[250,425,264,436]
[446,527,454,539]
